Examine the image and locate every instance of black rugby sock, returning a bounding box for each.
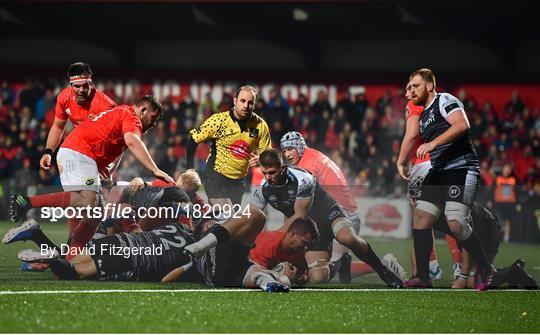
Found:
[461,231,491,271]
[328,259,341,280]
[31,230,60,252]
[413,229,433,282]
[356,244,386,274]
[49,259,78,280]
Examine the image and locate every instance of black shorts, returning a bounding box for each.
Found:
[418,168,479,207]
[200,169,245,205]
[198,240,253,287]
[90,234,134,279]
[309,204,347,253]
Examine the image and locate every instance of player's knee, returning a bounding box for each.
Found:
[79,190,100,207]
[414,201,440,229]
[445,202,472,240]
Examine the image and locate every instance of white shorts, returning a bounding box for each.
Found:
[407,161,432,205]
[57,148,100,192]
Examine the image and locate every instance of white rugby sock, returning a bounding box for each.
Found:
[185,233,217,258]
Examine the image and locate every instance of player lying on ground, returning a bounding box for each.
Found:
[17,209,290,292]
[10,95,173,261]
[249,217,406,284]
[432,202,537,290]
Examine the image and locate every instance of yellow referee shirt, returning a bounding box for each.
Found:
[190,111,271,180]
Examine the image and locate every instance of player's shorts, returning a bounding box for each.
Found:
[200,168,245,205]
[418,168,479,208]
[197,240,253,287]
[90,234,133,279]
[309,204,347,253]
[407,161,432,205]
[57,147,100,192]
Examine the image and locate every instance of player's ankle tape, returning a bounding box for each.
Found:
[458,273,469,280]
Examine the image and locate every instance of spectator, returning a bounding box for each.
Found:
[494,164,518,242]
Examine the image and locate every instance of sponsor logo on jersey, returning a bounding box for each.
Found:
[329,210,339,220]
[419,111,435,133]
[85,177,96,185]
[228,139,250,160]
[288,188,295,197]
[269,195,277,202]
[449,185,460,198]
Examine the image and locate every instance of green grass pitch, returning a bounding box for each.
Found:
[1,221,539,333]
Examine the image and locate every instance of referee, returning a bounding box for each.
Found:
[186,85,271,208]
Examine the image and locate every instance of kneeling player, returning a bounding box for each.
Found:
[250,149,402,287]
[433,202,537,290]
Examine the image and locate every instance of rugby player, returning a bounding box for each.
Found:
[396,82,462,280]
[248,149,402,287]
[249,216,405,284]
[17,62,116,271]
[9,95,173,260]
[280,131,405,282]
[186,85,271,208]
[405,68,493,290]
[432,202,537,290]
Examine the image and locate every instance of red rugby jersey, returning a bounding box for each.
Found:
[249,230,306,270]
[405,100,430,166]
[61,105,142,171]
[55,87,116,126]
[297,147,358,213]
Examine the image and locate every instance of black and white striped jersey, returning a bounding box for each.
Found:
[251,166,340,222]
[419,93,479,171]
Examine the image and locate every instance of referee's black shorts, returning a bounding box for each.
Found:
[200,168,245,205]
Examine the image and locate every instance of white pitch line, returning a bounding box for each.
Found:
[0,288,537,295]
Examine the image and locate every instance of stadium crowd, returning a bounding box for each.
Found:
[0,78,539,242]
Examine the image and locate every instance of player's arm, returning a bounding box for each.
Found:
[185,137,198,170]
[396,115,420,180]
[40,117,67,169]
[161,262,193,283]
[279,197,312,232]
[124,132,173,183]
[186,114,220,169]
[250,121,272,167]
[417,109,470,159]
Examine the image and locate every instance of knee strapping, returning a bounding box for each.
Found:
[416,200,441,217]
[445,201,472,240]
[332,218,353,236]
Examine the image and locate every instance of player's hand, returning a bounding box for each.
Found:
[416,142,436,160]
[396,162,410,181]
[296,270,310,285]
[127,177,145,196]
[153,169,174,184]
[40,154,52,170]
[248,153,259,167]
